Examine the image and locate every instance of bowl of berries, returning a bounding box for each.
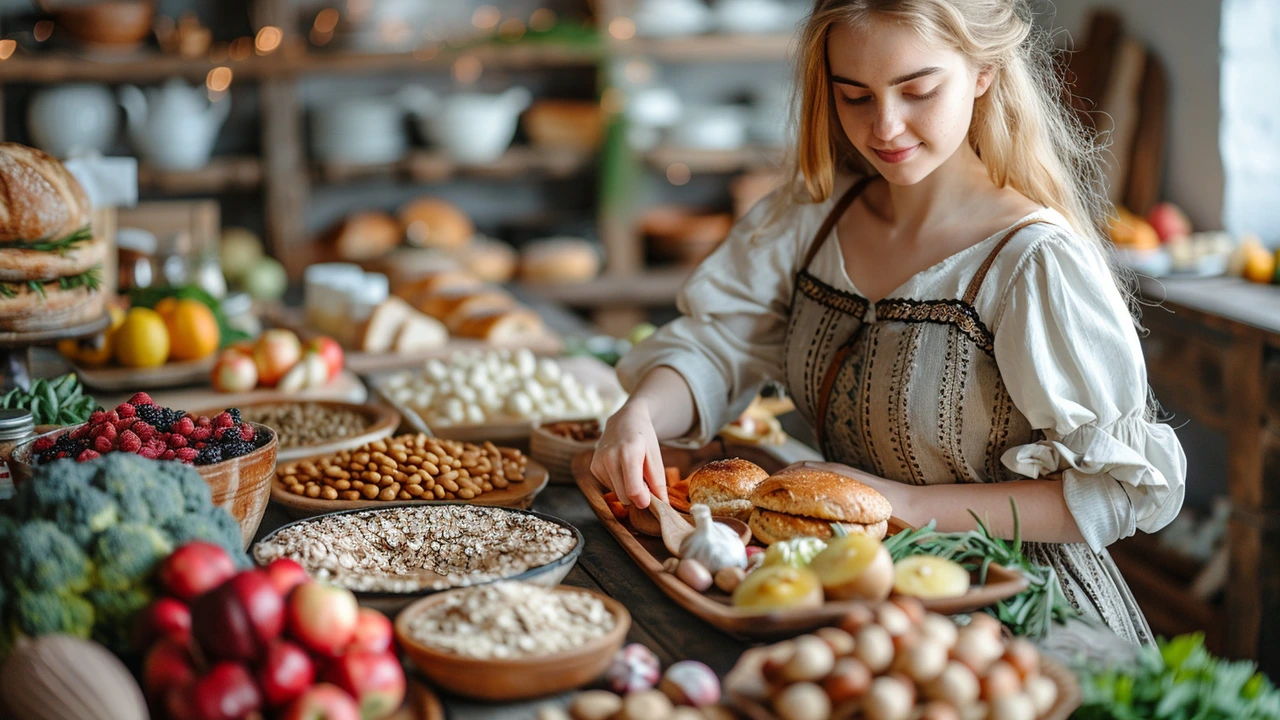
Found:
[11,392,278,548]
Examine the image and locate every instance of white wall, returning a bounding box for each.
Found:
[1220,0,1280,244]
[1035,0,1226,231]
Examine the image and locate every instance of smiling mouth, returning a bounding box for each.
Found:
[873,144,920,163]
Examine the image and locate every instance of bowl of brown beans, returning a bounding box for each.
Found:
[531,418,603,484]
[194,401,401,463]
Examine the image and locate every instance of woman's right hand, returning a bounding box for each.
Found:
[591,399,669,509]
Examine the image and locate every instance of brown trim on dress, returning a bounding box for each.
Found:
[962,219,1052,304]
[801,175,876,270]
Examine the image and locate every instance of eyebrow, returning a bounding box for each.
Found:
[831,67,944,88]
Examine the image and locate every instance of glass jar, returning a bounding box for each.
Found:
[0,408,37,501]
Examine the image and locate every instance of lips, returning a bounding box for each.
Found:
[873,144,919,164]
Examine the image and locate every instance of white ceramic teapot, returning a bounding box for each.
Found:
[401,85,531,165]
[28,83,119,158]
[118,79,230,170]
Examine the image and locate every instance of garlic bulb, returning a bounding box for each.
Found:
[679,504,747,574]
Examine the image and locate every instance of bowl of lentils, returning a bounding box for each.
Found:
[194,401,401,463]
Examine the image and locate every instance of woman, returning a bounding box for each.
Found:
[592,0,1186,645]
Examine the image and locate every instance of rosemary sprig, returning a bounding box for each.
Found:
[4,225,93,254]
[0,265,102,300]
[885,498,1079,639]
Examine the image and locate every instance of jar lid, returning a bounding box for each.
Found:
[0,408,35,440]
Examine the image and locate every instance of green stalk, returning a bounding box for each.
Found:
[4,225,93,254]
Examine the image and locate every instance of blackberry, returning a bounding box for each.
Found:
[196,446,223,465]
[227,407,242,424]
[220,439,254,460]
[134,404,170,431]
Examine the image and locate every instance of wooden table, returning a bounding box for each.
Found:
[1136,275,1280,675]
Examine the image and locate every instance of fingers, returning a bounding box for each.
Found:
[619,444,651,509]
[644,436,668,503]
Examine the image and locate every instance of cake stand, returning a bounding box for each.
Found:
[0,312,111,391]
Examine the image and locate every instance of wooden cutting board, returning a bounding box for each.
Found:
[94,369,367,412]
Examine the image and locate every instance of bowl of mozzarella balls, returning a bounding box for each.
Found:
[374,349,623,448]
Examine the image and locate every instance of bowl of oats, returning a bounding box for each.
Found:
[394,582,631,701]
[251,503,583,615]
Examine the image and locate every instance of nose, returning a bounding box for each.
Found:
[873,100,905,142]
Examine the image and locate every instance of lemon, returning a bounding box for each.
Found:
[114,307,170,368]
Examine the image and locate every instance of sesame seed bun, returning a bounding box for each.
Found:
[687,458,769,522]
[747,508,888,545]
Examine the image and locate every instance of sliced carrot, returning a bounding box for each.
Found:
[665,467,682,487]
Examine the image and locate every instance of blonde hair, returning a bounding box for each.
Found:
[777,0,1111,250]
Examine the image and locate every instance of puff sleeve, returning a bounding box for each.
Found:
[614,192,807,446]
[994,232,1187,553]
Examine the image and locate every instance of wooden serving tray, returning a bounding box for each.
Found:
[270,457,551,519]
[188,400,401,464]
[571,442,1029,639]
[725,645,1081,720]
[70,355,216,391]
[96,369,368,411]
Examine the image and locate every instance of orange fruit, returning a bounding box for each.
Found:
[162,298,220,361]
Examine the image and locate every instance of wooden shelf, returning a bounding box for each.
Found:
[137,155,263,195]
[644,145,784,173]
[617,33,794,62]
[287,43,602,75]
[312,146,595,185]
[1110,533,1226,652]
[520,267,690,308]
[0,51,275,82]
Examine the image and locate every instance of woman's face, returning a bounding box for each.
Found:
[827,16,990,186]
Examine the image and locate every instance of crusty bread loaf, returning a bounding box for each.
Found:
[392,311,448,353]
[356,296,412,353]
[0,281,105,333]
[0,232,108,281]
[452,307,545,343]
[459,237,518,283]
[750,467,892,524]
[396,270,482,307]
[687,458,769,522]
[748,508,887,545]
[399,197,473,251]
[519,238,600,284]
[331,211,401,261]
[0,143,90,243]
[416,288,513,329]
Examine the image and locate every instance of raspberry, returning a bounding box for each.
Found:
[119,430,142,453]
[239,423,255,441]
[104,411,119,425]
[138,446,161,460]
[196,415,212,428]
[175,447,198,463]
[190,426,212,442]
[93,435,113,453]
[214,427,227,441]
[161,450,176,461]
[116,403,136,418]
[146,438,167,454]
[71,425,90,439]
[168,434,188,449]
[194,441,206,449]
[128,392,154,406]
[213,412,234,429]
[99,423,117,441]
[33,437,55,452]
[173,417,195,437]
[134,423,156,442]
[55,451,67,459]
[76,449,101,462]
[89,410,107,426]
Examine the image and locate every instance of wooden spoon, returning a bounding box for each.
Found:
[629,506,752,546]
[649,496,696,557]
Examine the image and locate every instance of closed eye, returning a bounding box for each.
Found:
[907,89,939,101]
[842,95,871,106]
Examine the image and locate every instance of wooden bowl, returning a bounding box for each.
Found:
[394,585,630,701]
[189,400,400,464]
[253,504,584,616]
[523,100,604,151]
[9,422,277,549]
[529,418,601,484]
[56,0,155,51]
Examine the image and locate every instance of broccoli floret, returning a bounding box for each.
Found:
[84,587,149,652]
[2,521,92,594]
[10,590,94,639]
[51,486,120,546]
[165,509,247,566]
[159,460,214,514]
[89,457,151,525]
[12,459,95,520]
[92,524,172,591]
[139,474,185,526]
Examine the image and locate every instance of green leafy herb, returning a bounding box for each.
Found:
[0,265,101,300]
[127,284,251,347]
[1075,633,1280,719]
[5,225,93,254]
[0,372,97,426]
[883,499,1078,639]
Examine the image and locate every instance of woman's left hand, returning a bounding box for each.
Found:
[780,461,916,521]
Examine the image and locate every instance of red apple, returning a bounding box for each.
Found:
[189,662,262,720]
[142,638,196,700]
[159,541,237,602]
[1147,202,1192,243]
[281,684,361,720]
[165,681,196,720]
[192,570,285,662]
[305,336,345,381]
[211,349,259,393]
[325,652,406,720]
[348,608,394,655]
[132,596,192,651]
[266,557,311,596]
[259,640,316,707]
[254,329,303,386]
[287,582,359,656]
